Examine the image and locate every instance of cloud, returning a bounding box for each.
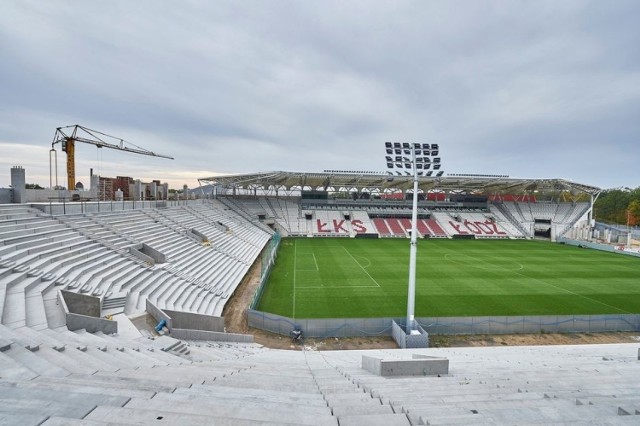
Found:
[1,0,639,190]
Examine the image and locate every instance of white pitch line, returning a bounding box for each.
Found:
[312,253,319,271]
[292,239,297,319]
[342,246,381,288]
[296,285,380,289]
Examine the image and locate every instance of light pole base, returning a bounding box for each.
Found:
[391,320,429,349]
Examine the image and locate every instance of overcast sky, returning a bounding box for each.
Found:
[1,0,639,190]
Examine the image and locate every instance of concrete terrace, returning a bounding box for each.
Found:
[1,322,639,425]
[1,202,639,425]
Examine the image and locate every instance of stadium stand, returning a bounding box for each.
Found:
[491,201,591,238]
[2,194,639,425]
[0,317,638,425]
[372,218,392,236]
[431,211,517,239]
[0,202,271,321]
[225,196,588,240]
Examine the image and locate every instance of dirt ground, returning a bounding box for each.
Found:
[223,252,640,351]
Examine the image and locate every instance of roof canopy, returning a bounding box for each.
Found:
[199,171,601,196]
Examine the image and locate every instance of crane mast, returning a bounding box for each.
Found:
[50,125,174,190]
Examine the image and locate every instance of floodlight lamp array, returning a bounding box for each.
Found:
[384,142,443,176]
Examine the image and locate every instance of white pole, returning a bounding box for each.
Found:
[407,147,419,333]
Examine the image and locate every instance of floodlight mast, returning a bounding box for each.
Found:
[384,141,438,333]
[407,147,419,333]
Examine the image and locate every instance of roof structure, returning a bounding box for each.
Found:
[199,171,601,196]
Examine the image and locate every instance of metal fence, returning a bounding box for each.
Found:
[33,198,201,216]
[558,237,640,257]
[250,232,281,310]
[248,309,640,338]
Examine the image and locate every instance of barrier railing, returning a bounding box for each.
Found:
[249,231,281,309]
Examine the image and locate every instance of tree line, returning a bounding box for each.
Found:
[594,187,640,226]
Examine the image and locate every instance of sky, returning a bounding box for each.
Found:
[1,0,639,190]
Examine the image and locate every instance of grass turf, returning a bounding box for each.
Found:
[256,238,640,318]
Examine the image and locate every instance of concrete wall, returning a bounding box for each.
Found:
[66,313,118,334]
[58,290,117,334]
[61,290,100,317]
[146,299,173,329]
[146,300,249,341]
[163,309,224,332]
[129,244,166,265]
[0,189,11,204]
[129,246,155,265]
[171,329,253,343]
[189,228,208,243]
[140,244,166,263]
[248,309,640,338]
[24,188,91,203]
[392,320,429,348]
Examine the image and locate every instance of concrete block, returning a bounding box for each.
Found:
[362,354,449,377]
[339,413,410,426]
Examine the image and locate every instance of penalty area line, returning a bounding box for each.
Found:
[342,246,381,288]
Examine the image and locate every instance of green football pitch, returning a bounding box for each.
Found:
[255,238,640,318]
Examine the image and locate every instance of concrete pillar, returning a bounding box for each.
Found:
[161,183,168,200]
[183,184,188,200]
[10,166,26,204]
[150,181,157,200]
[134,180,143,201]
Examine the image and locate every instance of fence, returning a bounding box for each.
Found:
[247,309,640,338]
[249,232,281,309]
[32,199,202,216]
[558,237,640,257]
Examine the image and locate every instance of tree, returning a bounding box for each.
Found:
[25,183,44,189]
[628,199,640,226]
[594,186,640,225]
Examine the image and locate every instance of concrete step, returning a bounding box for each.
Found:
[0,412,49,426]
[1,343,70,378]
[332,402,394,418]
[85,405,305,426]
[0,396,96,421]
[124,396,337,425]
[0,385,130,409]
[152,389,330,414]
[0,352,39,380]
[174,384,329,407]
[34,373,176,394]
[338,413,410,426]
[41,417,131,426]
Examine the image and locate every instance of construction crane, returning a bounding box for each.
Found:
[50,125,174,190]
